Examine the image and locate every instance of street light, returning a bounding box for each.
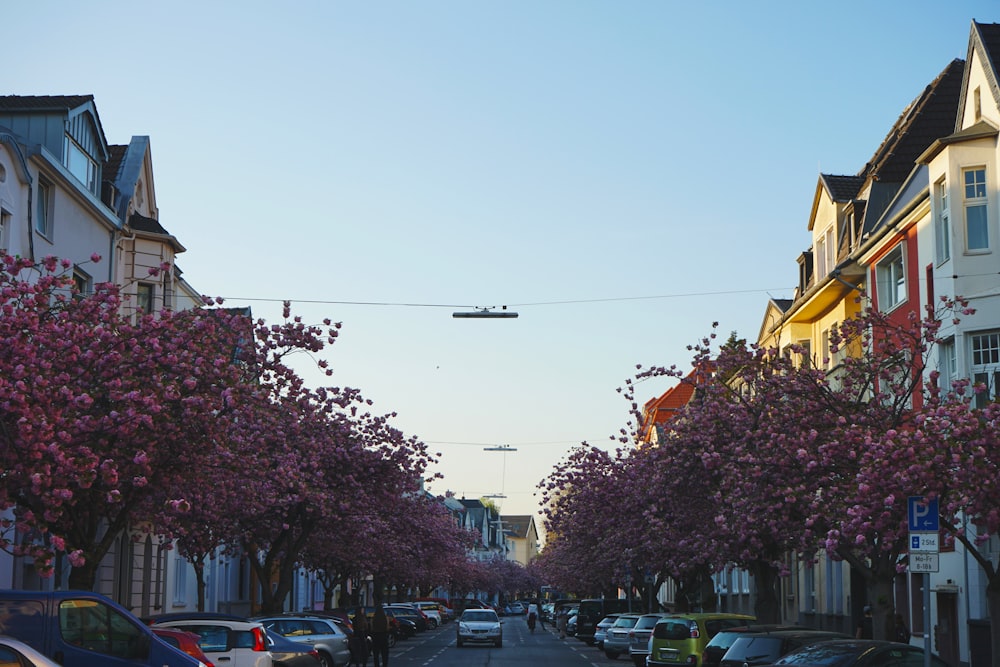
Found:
[483,445,518,452]
[453,306,518,319]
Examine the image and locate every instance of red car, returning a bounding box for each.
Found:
[152,627,215,667]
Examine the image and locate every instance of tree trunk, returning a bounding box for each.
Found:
[987,576,1000,667]
[68,559,100,590]
[749,560,781,624]
[193,555,208,611]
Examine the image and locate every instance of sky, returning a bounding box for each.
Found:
[7,1,999,541]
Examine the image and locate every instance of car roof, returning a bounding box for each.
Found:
[660,613,756,621]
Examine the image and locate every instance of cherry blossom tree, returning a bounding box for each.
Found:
[0,254,252,589]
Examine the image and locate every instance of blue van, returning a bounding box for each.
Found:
[0,589,203,667]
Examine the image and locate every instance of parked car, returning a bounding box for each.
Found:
[594,614,621,649]
[575,598,641,645]
[566,608,579,636]
[384,605,428,632]
[506,602,526,616]
[382,608,416,639]
[0,636,64,667]
[719,630,848,667]
[151,627,216,667]
[456,608,503,648]
[772,639,949,667]
[411,602,442,628]
[251,615,351,667]
[702,625,803,667]
[647,613,756,667]
[151,618,272,667]
[604,613,642,659]
[627,612,673,667]
[0,589,203,667]
[263,631,323,667]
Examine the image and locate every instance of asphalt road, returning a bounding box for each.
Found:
[387,617,637,667]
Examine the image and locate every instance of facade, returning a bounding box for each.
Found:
[747,22,1000,666]
[501,515,540,566]
[0,94,261,620]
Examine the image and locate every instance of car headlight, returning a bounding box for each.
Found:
[459,623,469,632]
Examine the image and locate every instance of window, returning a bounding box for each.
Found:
[876,246,906,311]
[58,598,145,659]
[964,168,988,251]
[72,269,92,297]
[815,226,835,278]
[821,329,830,370]
[0,209,8,253]
[173,556,188,605]
[35,180,52,237]
[970,331,1000,408]
[64,137,97,194]
[935,178,950,264]
[938,338,956,393]
[136,283,154,315]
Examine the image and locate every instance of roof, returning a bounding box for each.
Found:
[500,515,535,539]
[859,58,964,184]
[0,94,95,111]
[819,174,864,203]
[128,212,170,236]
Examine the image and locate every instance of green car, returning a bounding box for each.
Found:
[646,613,755,667]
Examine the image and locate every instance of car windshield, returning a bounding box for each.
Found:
[614,616,640,628]
[463,611,498,623]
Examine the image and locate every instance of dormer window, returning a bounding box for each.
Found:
[64,136,97,194]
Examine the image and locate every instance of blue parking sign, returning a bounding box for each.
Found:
[908,496,939,531]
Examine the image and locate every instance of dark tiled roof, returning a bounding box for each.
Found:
[0,95,95,111]
[502,515,533,539]
[105,144,127,185]
[771,298,793,313]
[975,22,1000,74]
[861,59,964,183]
[820,174,864,202]
[128,212,169,236]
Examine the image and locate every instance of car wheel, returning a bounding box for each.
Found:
[632,657,645,667]
[605,649,620,659]
[316,652,333,667]
[457,639,464,647]
[430,619,438,629]
[388,632,397,648]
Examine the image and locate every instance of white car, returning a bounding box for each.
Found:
[0,636,64,667]
[153,619,272,667]
[413,602,443,627]
[456,608,503,648]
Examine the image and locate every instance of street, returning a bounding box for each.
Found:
[389,618,632,667]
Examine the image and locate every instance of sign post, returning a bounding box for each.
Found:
[908,496,939,667]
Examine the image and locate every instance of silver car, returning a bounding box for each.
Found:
[253,615,351,667]
[604,613,641,659]
[456,608,503,648]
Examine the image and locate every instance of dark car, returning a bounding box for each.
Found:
[772,639,949,667]
[720,630,848,667]
[703,625,803,667]
[384,606,427,632]
[383,608,417,639]
[266,630,324,667]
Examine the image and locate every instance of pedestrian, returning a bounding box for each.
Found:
[856,605,873,639]
[370,605,390,667]
[527,601,538,633]
[535,600,546,630]
[894,613,911,644]
[557,607,568,639]
[351,607,370,667]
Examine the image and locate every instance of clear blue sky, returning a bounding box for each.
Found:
[8,2,998,534]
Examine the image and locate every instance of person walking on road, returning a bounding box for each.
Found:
[351,607,371,667]
[370,605,390,667]
[557,607,568,639]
